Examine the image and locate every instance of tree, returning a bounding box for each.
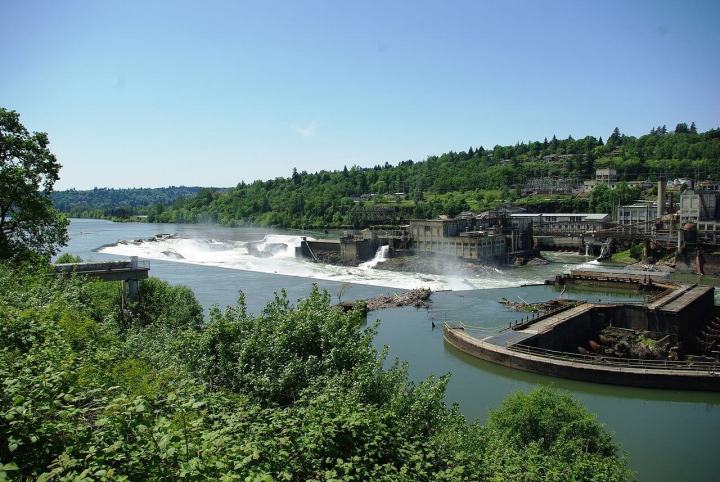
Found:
[675,123,689,134]
[690,121,698,134]
[0,108,68,260]
[334,281,352,303]
[551,134,559,149]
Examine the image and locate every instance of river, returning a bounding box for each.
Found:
[65,219,720,481]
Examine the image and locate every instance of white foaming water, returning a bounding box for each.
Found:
[99,235,542,291]
[360,245,390,269]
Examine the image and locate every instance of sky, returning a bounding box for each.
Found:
[2,0,719,190]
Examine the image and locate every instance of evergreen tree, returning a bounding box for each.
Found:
[550,135,559,149]
[690,122,698,134]
[675,123,689,134]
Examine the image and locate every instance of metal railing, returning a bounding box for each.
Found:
[507,302,583,331]
[509,343,719,373]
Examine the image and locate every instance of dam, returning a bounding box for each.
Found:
[444,270,720,391]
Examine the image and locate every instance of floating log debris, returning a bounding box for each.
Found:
[338,288,432,313]
[498,297,576,314]
[365,288,432,310]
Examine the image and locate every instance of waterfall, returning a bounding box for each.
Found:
[598,240,612,260]
[360,245,390,269]
[585,244,590,256]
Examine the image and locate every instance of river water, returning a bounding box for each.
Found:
[65,219,720,481]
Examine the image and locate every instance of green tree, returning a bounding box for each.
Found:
[607,127,622,147]
[0,108,68,260]
[675,123,689,134]
[55,252,82,263]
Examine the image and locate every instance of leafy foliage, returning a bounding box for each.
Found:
[481,387,630,481]
[54,253,82,264]
[0,108,68,261]
[0,263,631,481]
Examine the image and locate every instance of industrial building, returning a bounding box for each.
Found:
[615,201,659,225]
[408,219,507,262]
[408,211,535,263]
[679,189,720,238]
[510,213,610,235]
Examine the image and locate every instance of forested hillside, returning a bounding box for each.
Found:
[52,186,214,220]
[147,124,720,228]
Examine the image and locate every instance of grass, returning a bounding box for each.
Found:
[610,249,639,265]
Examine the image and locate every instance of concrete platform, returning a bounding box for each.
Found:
[445,325,720,391]
[54,260,149,282]
[444,271,719,390]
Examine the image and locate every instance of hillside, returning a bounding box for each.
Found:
[52,186,218,220]
[80,125,720,228]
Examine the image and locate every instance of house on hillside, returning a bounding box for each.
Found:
[595,168,618,187]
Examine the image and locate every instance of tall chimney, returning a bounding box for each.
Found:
[657,176,666,219]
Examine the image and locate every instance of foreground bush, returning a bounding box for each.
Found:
[0,263,631,481]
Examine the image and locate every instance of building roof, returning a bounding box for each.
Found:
[510,213,609,220]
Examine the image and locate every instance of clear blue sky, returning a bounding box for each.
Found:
[2,0,719,189]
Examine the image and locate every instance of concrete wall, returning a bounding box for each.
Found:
[534,236,584,250]
[340,239,376,264]
[522,291,714,356]
[297,238,378,264]
[525,307,609,351]
[296,239,340,260]
[671,288,716,354]
[444,327,720,391]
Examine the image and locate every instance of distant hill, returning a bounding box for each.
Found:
[52,186,224,220]
[146,124,720,228]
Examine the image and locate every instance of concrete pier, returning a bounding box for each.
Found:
[444,272,720,391]
[53,257,149,301]
[444,327,720,391]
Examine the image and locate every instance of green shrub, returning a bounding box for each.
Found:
[54,253,82,264]
[482,386,630,481]
[0,262,631,481]
[629,243,643,261]
[128,277,204,330]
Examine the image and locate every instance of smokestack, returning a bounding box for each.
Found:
[657,176,665,219]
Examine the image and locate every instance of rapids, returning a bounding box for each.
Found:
[99,234,600,291]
